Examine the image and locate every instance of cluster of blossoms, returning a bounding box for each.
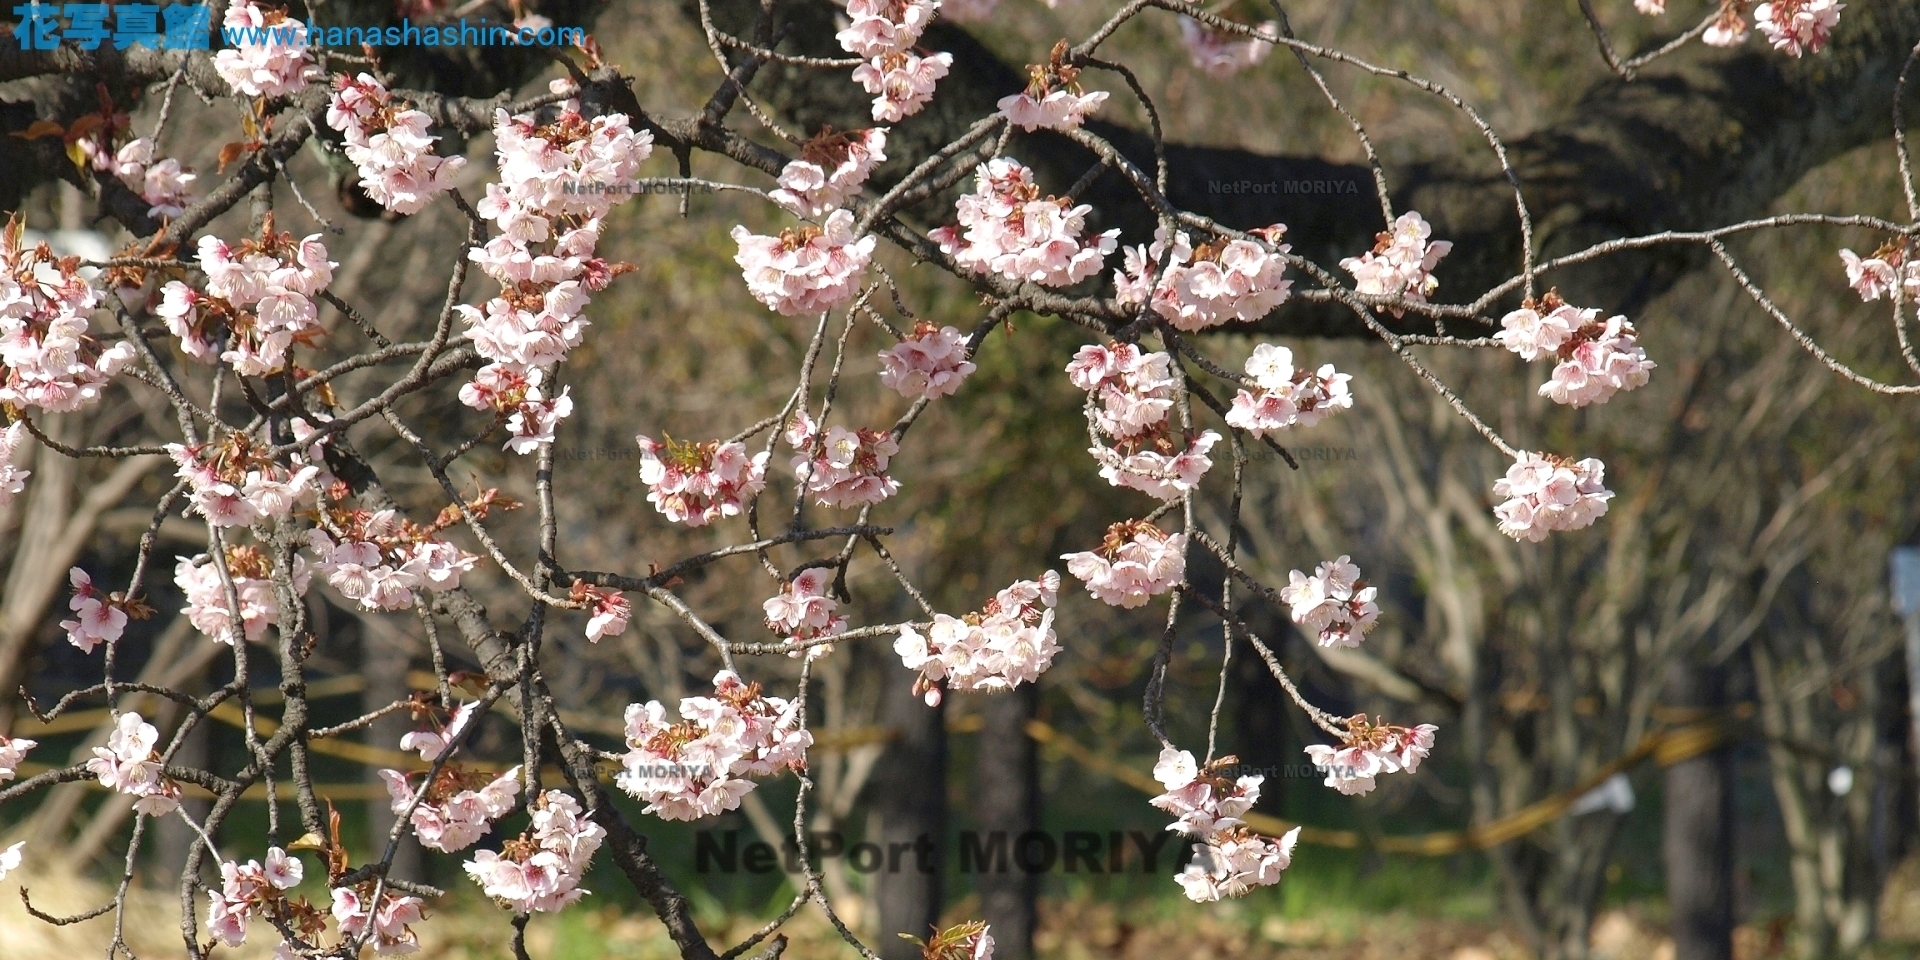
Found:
[175,545,309,643]
[1492,451,1615,542]
[1222,343,1354,437]
[1114,225,1293,331]
[732,209,877,316]
[1178,17,1279,78]
[1061,520,1186,609]
[465,790,606,914]
[1303,714,1437,796]
[1494,291,1653,408]
[330,884,427,954]
[400,700,481,762]
[86,712,182,816]
[0,732,34,782]
[379,764,522,853]
[1,217,134,412]
[1277,555,1380,648]
[1150,747,1300,902]
[998,41,1109,132]
[932,158,1120,288]
[770,128,888,218]
[785,411,902,508]
[573,581,633,642]
[894,572,1062,706]
[0,420,26,509]
[0,841,20,882]
[460,103,653,453]
[206,848,306,947]
[840,0,952,121]
[616,671,812,820]
[60,567,149,653]
[634,434,769,526]
[304,503,478,612]
[879,322,977,399]
[213,0,320,97]
[91,137,197,220]
[326,73,466,215]
[1338,211,1453,315]
[764,568,848,659]
[1839,241,1920,302]
[1066,342,1220,500]
[161,219,336,375]
[167,432,322,528]
[1752,0,1843,56]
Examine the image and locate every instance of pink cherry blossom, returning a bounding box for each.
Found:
[465,790,606,913]
[379,765,521,853]
[1062,520,1186,608]
[1223,343,1353,436]
[1492,451,1615,541]
[1498,293,1653,407]
[1635,0,1665,13]
[105,138,198,219]
[764,567,848,659]
[836,0,939,57]
[0,733,35,783]
[400,700,482,762]
[932,158,1119,287]
[331,885,424,954]
[213,1,321,98]
[770,128,888,218]
[998,43,1109,132]
[616,671,813,820]
[1277,555,1379,648]
[1114,225,1293,331]
[576,583,633,642]
[1175,829,1299,902]
[786,411,902,508]
[894,573,1061,704]
[0,842,21,882]
[0,218,133,413]
[1838,245,1920,301]
[1179,18,1280,78]
[1338,211,1453,316]
[1067,342,1177,440]
[1754,0,1841,56]
[878,322,977,399]
[0,421,28,509]
[732,209,876,316]
[326,74,467,215]
[175,546,310,642]
[60,567,129,653]
[86,711,182,816]
[1703,4,1751,46]
[1304,715,1438,797]
[853,51,953,122]
[1149,747,1261,837]
[636,434,770,526]
[1091,430,1221,501]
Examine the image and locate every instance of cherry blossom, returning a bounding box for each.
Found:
[1492,451,1615,541]
[86,711,182,816]
[1838,242,1920,302]
[878,322,977,399]
[1635,0,1665,13]
[1067,342,1221,499]
[301,498,477,612]
[1497,291,1654,408]
[731,209,876,316]
[1754,0,1841,57]
[400,701,482,762]
[504,388,573,454]
[836,0,939,57]
[853,51,954,122]
[465,790,606,914]
[616,671,812,820]
[998,41,1109,132]
[635,434,770,526]
[60,567,130,653]
[187,220,336,376]
[764,567,848,658]
[786,411,902,508]
[1062,520,1186,609]
[167,435,321,527]
[1149,747,1261,837]
[175,546,310,643]
[331,885,425,954]
[770,128,888,219]
[378,765,521,853]
[1176,829,1300,902]
[894,572,1061,705]
[1178,17,1279,79]
[1114,225,1293,331]
[1222,343,1353,436]
[1090,430,1221,501]
[213,0,320,98]
[326,74,466,215]
[104,138,198,219]
[1,216,134,413]
[1703,3,1751,46]
[0,421,27,509]
[1304,715,1438,796]
[0,842,20,882]
[207,848,308,947]
[575,582,633,642]
[1338,211,1453,316]
[0,733,34,783]
[932,158,1119,288]
[1277,555,1379,648]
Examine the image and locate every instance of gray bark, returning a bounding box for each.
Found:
[1663,659,1735,960]
[868,660,946,958]
[973,683,1038,960]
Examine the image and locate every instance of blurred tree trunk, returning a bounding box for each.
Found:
[870,661,946,958]
[362,611,424,881]
[973,682,1037,960]
[152,664,211,882]
[1663,658,1735,960]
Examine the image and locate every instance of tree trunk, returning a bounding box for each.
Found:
[869,661,946,958]
[973,682,1038,960]
[363,614,424,881]
[1663,659,1735,960]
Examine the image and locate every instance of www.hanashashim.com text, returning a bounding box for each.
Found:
[223,18,584,47]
